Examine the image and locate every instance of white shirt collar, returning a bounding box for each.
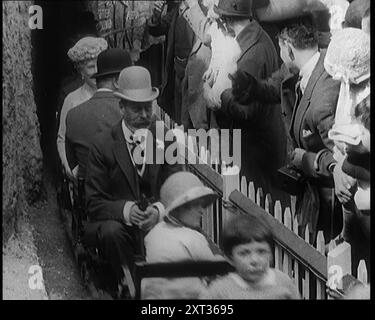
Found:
[121,120,134,144]
[96,88,113,92]
[299,51,320,94]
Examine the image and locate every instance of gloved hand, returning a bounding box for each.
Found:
[228,70,258,104]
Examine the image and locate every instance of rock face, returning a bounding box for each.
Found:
[3,1,43,243]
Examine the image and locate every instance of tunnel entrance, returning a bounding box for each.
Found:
[31,0,96,179]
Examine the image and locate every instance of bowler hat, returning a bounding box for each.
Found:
[113,66,159,102]
[91,48,133,79]
[214,0,253,18]
[160,172,218,217]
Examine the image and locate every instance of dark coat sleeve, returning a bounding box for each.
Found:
[216,45,278,123]
[255,63,291,103]
[85,140,127,222]
[65,109,78,170]
[301,75,339,178]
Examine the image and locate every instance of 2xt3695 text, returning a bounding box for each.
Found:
[183,304,233,316]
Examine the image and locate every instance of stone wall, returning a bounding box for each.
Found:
[3,1,43,243]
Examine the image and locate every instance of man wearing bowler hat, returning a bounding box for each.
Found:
[85,66,183,298]
[65,48,133,179]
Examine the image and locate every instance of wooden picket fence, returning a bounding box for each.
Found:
[153,104,369,299]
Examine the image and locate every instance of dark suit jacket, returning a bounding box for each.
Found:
[215,20,286,194]
[85,119,183,222]
[65,91,123,178]
[148,3,195,119]
[256,50,340,182]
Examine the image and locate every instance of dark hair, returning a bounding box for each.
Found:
[363,6,370,19]
[96,73,119,88]
[221,213,274,257]
[355,94,370,130]
[278,16,319,50]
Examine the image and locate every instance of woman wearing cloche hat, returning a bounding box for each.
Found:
[142,171,224,299]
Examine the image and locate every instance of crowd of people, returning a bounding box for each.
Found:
[55,0,370,299]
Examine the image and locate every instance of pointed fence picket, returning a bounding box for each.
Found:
[282,208,293,278]
[248,181,255,202]
[241,176,247,196]
[316,231,326,299]
[292,216,300,293]
[357,260,368,284]
[303,226,311,300]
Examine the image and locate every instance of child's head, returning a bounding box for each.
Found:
[221,214,274,283]
[160,172,218,229]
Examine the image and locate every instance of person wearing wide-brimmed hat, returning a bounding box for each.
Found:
[324,27,370,271]
[57,36,108,177]
[84,66,183,298]
[65,48,133,179]
[142,171,223,299]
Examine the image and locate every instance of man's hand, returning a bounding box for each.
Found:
[333,162,356,204]
[138,206,160,233]
[291,148,306,170]
[151,1,166,23]
[129,204,147,226]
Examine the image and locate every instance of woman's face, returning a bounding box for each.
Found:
[79,58,97,89]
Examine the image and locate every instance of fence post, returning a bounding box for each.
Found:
[274,201,283,271]
[327,242,351,295]
[303,225,310,300]
[316,231,326,299]
[248,181,255,202]
[264,193,273,216]
[241,176,247,196]
[357,260,368,284]
[282,208,293,278]
[222,166,239,227]
[290,195,297,218]
[292,216,300,293]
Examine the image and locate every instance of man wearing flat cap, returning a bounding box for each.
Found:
[65,48,133,179]
[84,66,183,297]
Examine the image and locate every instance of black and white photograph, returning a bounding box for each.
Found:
[2,0,371,304]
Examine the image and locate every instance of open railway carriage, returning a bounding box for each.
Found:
[55,0,368,300]
[57,103,369,300]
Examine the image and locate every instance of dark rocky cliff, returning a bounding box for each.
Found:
[3,1,43,243]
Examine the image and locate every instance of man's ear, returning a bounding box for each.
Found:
[113,77,119,90]
[287,44,295,62]
[119,102,125,116]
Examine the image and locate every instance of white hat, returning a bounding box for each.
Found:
[324,28,370,84]
[67,36,108,63]
[160,172,218,216]
[113,66,159,102]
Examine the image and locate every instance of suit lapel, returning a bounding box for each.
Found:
[112,122,139,198]
[291,52,326,147]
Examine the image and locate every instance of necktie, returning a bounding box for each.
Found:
[294,77,303,109]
